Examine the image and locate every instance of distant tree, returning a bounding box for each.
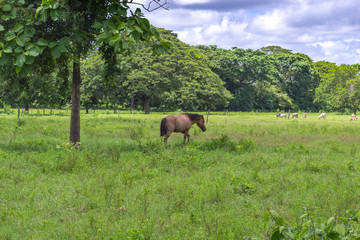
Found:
[261,45,293,55]
[271,53,321,111]
[315,62,360,114]
[200,46,281,111]
[122,30,232,113]
[80,51,106,113]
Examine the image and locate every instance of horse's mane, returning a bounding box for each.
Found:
[183,113,202,121]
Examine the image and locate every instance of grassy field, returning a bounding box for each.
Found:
[1,110,360,239]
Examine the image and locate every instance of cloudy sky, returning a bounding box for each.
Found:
[137,0,360,65]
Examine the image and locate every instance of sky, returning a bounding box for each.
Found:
[135,0,360,65]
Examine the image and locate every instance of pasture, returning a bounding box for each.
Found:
[1,110,360,239]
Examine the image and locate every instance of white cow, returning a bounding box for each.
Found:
[350,114,358,122]
[276,113,287,118]
[318,113,326,119]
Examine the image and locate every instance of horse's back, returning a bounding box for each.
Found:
[165,114,190,132]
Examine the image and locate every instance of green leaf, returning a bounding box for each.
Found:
[59,37,70,46]
[37,38,48,46]
[109,35,121,46]
[327,217,335,226]
[15,37,25,47]
[118,5,127,17]
[35,6,43,19]
[10,8,17,19]
[57,45,68,53]
[4,31,16,41]
[108,4,117,14]
[0,24,4,32]
[48,41,58,48]
[131,30,140,42]
[334,224,345,235]
[28,47,41,57]
[25,42,34,51]
[93,21,103,29]
[16,54,26,67]
[25,56,35,64]
[0,54,9,65]
[13,23,24,33]
[51,46,62,58]
[50,10,56,20]
[2,4,12,11]
[24,27,35,38]
[122,40,129,49]
[53,2,60,9]
[3,46,12,53]
[17,0,26,5]
[98,33,108,40]
[14,46,23,53]
[1,15,10,21]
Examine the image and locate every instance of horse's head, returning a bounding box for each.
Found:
[196,115,206,132]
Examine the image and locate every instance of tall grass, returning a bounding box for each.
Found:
[1,111,360,239]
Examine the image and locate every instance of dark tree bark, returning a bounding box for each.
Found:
[131,95,135,111]
[144,96,151,114]
[70,55,81,145]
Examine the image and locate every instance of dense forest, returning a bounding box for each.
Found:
[1,19,360,114]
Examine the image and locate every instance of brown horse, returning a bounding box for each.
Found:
[160,113,206,142]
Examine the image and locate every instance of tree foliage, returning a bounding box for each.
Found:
[315,62,360,114]
[120,29,232,113]
[0,0,170,143]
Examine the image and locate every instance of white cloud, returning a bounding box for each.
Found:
[173,0,212,5]
[139,0,360,64]
[251,9,287,33]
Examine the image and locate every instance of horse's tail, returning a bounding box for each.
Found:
[160,118,167,137]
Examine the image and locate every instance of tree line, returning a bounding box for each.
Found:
[2,27,358,115]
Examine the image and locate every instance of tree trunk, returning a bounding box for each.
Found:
[131,95,135,111]
[70,54,81,145]
[144,97,151,114]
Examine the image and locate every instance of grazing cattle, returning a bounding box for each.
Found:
[160,113,206,142]
[292,113,298,118]
[276,113,287,118]
[318,113,326,119]
[302,113,307,118]
[350,114,358,122]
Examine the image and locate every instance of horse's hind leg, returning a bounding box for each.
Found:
[164,131,172,143]
[183,130,190,142]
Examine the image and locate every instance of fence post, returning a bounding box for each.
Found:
[207,109,210,123]
[18,106,20,119]
[288,110,290,119]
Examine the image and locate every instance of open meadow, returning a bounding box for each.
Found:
[1,110,360,239]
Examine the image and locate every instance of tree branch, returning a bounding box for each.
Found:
[128,0,169,12]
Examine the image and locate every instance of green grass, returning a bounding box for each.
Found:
[1,111,360,239]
